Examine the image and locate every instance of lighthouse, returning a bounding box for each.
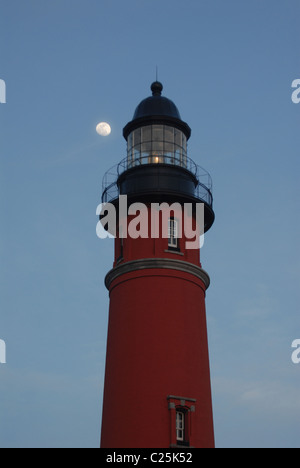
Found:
[100,82,215,448]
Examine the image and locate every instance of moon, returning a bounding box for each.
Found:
[96,122,111,136]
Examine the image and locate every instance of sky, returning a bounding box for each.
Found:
[0,0,299,448]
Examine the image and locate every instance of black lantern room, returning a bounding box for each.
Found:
[102,82,215,232]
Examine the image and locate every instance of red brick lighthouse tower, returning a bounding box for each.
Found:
[100,82,215,448]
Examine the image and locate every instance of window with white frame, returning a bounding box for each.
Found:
[168,218,179,250]
[167,396,195,447]
[176,410,185,442]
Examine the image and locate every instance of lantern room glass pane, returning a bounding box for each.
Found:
[164,141,173,157]
[164,126,174,143]
[133,147,140,164]
[127,132,133,151]
[127,125,187,169]
[152,125,163,142]
[141,141,151,158]
[174,146,181,164]
[134,128,141,146]
[175,128,182,147]
[142,125,152,143]
[182,134,187,153]
[152,140,164,153]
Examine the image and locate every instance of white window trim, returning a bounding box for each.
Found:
[176,411,185,442]
[168,218,179,249]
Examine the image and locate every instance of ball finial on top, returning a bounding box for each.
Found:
[151,81,163,96]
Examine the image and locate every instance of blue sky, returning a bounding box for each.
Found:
[0,0,299,448]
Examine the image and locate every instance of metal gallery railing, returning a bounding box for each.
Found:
[102,155,213,208]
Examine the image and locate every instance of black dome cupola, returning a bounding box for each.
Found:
[123,82,191,140]
[132,81,181,120]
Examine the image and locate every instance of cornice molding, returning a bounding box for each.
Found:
[105,258,210,290]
